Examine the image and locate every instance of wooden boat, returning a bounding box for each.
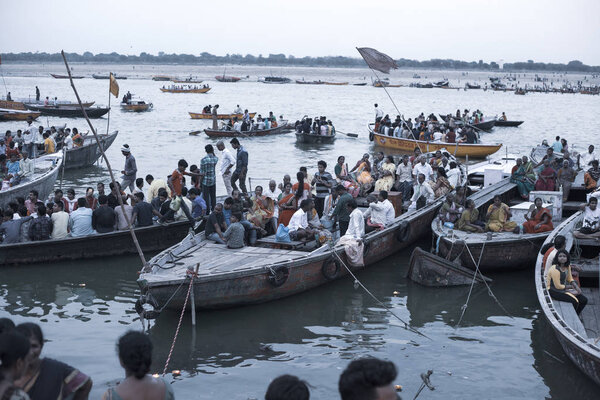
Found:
[50,73,84,79]
[23,105,110,118]
[495,120,524,127]
[415,83,434,88]
[120,100,152,112]
[472,119,496,132]
[259,76,291,84]
[171,78,203,84]
[535,212,600,386]
[62,131,118,169]
[515,89,526,95]
[92,73,127,80]
[152,75,173,81]
[160,87,210,93]
[433,80,449,88]
[432,172,586,272]
[0,219,198,266]
[465,83,481,89]
[0,154,62,207]
[295,131,336,144]
[3,100,95,110]
[374,81,402,88]
[215,75,241,82]
[406,246,491,287]
[204,125,287,138]
[323,82,348,86]
[295,80,324,85]
[137,192,449,311]
[0,109,41,121]
[368,126,502,158]
[189,112,256,120]
[353,82,367,86]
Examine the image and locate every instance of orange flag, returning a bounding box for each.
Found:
[109,73,119,98]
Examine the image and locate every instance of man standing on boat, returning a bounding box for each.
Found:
[374,103,383,123]
[216,141,235,197]
[212,104,219,130]
[120,144,137,192]
[23,117,37,157]
[35,86,40,101]
[230,138,248,195]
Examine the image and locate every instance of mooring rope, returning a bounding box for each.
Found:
[330,248,430,340]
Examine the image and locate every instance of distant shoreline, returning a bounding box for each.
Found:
[1,52,599,73]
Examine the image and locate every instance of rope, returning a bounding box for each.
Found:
[162,272,195,375]
[330,248,430,340]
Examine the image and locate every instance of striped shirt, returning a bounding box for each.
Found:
[200,154,219,186]
[314,171,333,198]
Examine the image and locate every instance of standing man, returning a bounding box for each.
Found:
[332,185,353,236]
[395,154,413,201]
[120,144,137,192]
[211,104,220,130]
[23,117,37,157]
[311,160,333,218]
[199,144,219,211]
[35,86,40,101]
[374,103,383,122]
[216,140,236,196]
[230,138,248,195]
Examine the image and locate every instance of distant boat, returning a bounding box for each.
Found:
[152,75,173,81]
[92,73,127,80]
[495,120,524,127]
[296,79,324,85]
[432,80,449,88]
[465,83,481,89]
[160,86,210,93]
[323,81,348,86]
[215,75,241,82]
[259,76,291,84]
[189,112,256,120]
[50,73,84,79]
[353,82,367,86]
[0,109,41,121]
[23,104,110,118]
[172,77,203,84]
[204,124,289,138]
[120,99,153,112]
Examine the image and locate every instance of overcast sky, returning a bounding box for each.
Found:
[3,0,599,65]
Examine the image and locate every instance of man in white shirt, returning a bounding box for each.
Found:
[233,105,243,114]
[579,145,597,170]
[23,118,38,157]
[344,199,364,240]
[50,201,69,239]
[264,179,282,229]
[408,174,435,211]
[233,118,242,132]
[395,155,413,201]
[374,103,383,122]
[364,191,395,232]
[216,140,236,196]
[413,156,434,181]
[18,151,35,180]
[287,199,314,240]
[432,130,443,142]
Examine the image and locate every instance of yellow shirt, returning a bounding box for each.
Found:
[44,137,55,154]
[546,264,573,290]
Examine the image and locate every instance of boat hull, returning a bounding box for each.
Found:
[473,119,496,132]
[0,220,195,265]
[24,105,110,118]
[51,73,83,79]
[495,120,524,127]
[295,132,335,144]
[204,126,287,138]
[120,103,152,112]
[64,131,118,169]
[370,131,501,158]
[215,76,241,82]
[189,112,256,120]
[0,154,62,207]
[0,111,41,121]
[160,88,210,93]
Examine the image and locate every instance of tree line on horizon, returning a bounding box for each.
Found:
[1,51,599,73]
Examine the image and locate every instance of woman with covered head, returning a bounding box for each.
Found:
[523,197,554,233]
[510,157,535,199]
[373,156,395,192]
[103,331,173,400]
[485,195,518,232]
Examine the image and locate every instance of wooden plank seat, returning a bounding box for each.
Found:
[255,234,315,250]
[553,300,587,338]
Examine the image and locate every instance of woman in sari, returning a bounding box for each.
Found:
[430,167,452,198]
[15,322,92,400]
[439,194,462,224]
[454,186,467,207]
[334,156,349,182]
[374,156,396,191]
[485,195,518,232]
[535,159,557,191]
[457,199,484,232]
[246,185,273,234]
[350,154,373,194]
[556,160,576,201]
[277,183,296,226]
[510,158,536,199]
[523,197,554,233]
[292,171,310,203]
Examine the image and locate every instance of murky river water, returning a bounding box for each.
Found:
[0,64,599,398]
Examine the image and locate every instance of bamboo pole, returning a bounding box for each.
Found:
[61,50,147,267]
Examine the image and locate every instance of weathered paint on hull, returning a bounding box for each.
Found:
[146,201,441,310]
[64,132,118,169]
[371,132,501,158]
[0,221,194,265]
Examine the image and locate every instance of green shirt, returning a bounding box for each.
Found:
[332,192,352,222]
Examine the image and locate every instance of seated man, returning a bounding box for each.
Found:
[287,199,315,241]
[575,197,600,238]
[363,191,395,232]
[132,192,154,227]
[584,160,600,192]
[407,173,435,211]
[336,199,365,267]
[438,194,462,224]
[50,201,69,239]
[204,203,227,244]
[92,194,116,233]
[69,198,95,237]
[188,187,207,220]
[222,212,245,249]
[29,204,53,241]
[0,209,32,244]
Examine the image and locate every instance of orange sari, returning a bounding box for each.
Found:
[247,195,274,229]
[278,193,296,226]
[523,207,554,233]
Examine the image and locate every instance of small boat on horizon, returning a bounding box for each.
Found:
[215,75,241,82]
[50,73,84,79]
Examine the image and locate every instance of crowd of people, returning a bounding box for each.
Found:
[0,318,400,399]
[293,116,336,136]
[372,105,481,145]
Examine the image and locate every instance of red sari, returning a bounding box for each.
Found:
[523,207,554,233]
[278,193,297,226]
[535,167,556,191]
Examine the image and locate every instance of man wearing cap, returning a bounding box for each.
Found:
[120,144,137,192]
[216,140,235,196]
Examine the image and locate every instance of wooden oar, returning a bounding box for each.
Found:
[336,130,359,138]
[189,130,202,136]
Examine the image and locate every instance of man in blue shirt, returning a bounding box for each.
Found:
[188,188,207,220]
[552,136,563,153]
[230,138,248,195]
[199,144,218,212]
[69,198,95,237]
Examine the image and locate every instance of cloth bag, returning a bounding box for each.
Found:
[275,223,291,242]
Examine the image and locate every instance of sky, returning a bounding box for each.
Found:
[2,0,599,65]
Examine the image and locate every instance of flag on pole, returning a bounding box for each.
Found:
[109,73,119,98]
[356,47,398,74]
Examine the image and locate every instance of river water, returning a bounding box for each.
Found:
[0,64,599,398]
